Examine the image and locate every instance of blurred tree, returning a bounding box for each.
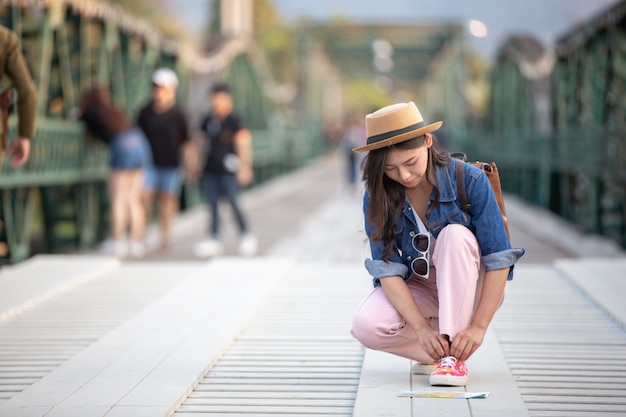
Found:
[344,79,392,114]
[254,1,296,83]
[464,50,491,119]
[205,0,282,37]
[104,0,189,40]
[203,0,296,83]
[105,0,164,21]
[206,0,220,38]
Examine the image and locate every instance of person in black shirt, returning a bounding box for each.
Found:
[137,68,190,250]
[193,83,257,257]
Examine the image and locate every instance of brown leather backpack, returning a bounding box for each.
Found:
[453,153,510,239]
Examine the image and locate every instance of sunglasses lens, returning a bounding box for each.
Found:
[414,234,429,252]
[412,258,428,276]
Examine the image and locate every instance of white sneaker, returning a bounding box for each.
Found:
[238,234,258,257]
[114,240,128,257]
[411,361,439,375]
[193,238,224,258]
[129,241,146,258]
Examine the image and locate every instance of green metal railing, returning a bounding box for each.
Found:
[0,117,327,263]
[457,124,625,247]
[1,118,108,185]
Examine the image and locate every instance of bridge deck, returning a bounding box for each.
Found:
[0,154,624,417]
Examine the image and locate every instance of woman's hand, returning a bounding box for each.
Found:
[450,324,486,361]
[450,267,508,361]
[414,326,450,361]
[7,136,30,167]
[379,275,449,361]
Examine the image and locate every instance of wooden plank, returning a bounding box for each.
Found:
[197,377,359,386]
[177,404,354,414]
[491,263,626,417]
[182,397,355,407]
[527,402,626,412]
[353,349,429,417]
[192,383,357,393]
[0,258,294,416]
[518,381,626,390]
[555,259,626,327]
[519,387,626,397]
[531,412,626,417]
[0,255,119,320]
[186,391,356,400]
[173,262,367,417]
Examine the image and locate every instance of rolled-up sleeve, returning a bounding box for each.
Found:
[363,192,409,287]
[482,248,525,280]
[459,166,526,280]
[365,258,408,287]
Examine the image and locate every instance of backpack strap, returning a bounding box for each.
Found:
[455,159,471,212]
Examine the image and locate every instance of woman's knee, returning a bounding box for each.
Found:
[351,306,404,350]
[435,224,480,256]
[438,224,475,242]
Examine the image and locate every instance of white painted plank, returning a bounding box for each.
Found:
[113,258,295,411]
[104,406,171,417]
[177,404,352,414]
[352,349,416,417]
[555,258,626,326]
[465,328,531,417]
[0,258,293,416]
[0,255,119,320]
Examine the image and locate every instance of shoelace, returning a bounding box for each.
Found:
[438,356,459,369]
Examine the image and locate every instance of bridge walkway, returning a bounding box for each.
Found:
[0,153,624,417]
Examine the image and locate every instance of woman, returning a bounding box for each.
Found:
[350,102,524,386]
[79,87,152,257]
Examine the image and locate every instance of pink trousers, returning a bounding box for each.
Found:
[351,224,499,363]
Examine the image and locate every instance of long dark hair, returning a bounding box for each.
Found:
[362,133,450,261]
[79,87,130,136]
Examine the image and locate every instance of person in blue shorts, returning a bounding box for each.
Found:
[137,68,190,250]
[78,87,152,257]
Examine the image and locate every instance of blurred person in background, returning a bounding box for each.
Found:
[192,83,257,258]
[137,68,190,250]
[0,24,37,258]
[340,112,366,192]
[0,24,36,168]
[78,87,152,257]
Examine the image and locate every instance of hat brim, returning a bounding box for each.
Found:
[353,121,443,152]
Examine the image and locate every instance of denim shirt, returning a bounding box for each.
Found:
[364,161,525,287]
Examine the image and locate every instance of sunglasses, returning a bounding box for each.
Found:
[411,232,431,279]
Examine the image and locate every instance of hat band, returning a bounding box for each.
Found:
[366,121,426,145]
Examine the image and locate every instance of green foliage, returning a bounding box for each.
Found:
[259,26,296,83]
[344,79,392,113]
[103,0,161,20]
[104,0,188,40]
[464,50,491,118]
[206,0,220,37]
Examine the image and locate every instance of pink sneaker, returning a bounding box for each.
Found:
[429,356,468,386]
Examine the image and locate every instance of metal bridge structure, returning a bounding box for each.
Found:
[479,0,626,249]
[0,0,337,263]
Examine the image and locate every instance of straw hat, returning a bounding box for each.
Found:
[353,102,442,152]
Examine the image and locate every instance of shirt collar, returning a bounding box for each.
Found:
[434,162,456,203]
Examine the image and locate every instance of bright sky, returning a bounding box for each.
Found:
[170,0,619,59]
